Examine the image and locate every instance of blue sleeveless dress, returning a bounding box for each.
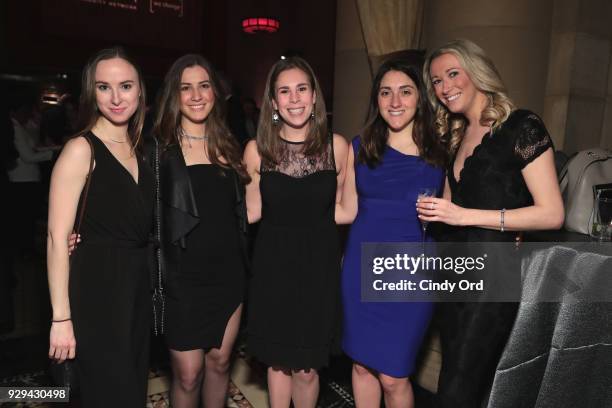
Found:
[341,137,444,377]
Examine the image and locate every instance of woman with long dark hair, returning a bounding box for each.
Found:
[47,47,154,407]
[419,39,564,407]
[153,54,249,408]
[244,57,348,408]
[336,56,446,407]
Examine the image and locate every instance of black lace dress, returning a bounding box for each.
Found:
[247,137,341,370]
[436,109,554,407]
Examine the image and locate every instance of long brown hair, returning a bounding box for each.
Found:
[359,56,447,168]
[75,46,146,150]
[152,54,249,182]
[423,39,515,155]
[257,57,328,167]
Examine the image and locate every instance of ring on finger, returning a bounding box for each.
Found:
[430,202,435,210]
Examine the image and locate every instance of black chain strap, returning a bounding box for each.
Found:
[152,137,165,335]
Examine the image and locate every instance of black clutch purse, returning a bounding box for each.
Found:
[49,360,79,392]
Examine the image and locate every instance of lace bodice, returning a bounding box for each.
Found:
[261,137,336,178]
[448,109,553,212]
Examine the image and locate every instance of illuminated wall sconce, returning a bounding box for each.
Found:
[242,17,280,34]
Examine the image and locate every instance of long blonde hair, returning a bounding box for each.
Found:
[423,39,515,154]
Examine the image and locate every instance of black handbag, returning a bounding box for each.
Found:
[49,359,79,392]
[48,135,94,392]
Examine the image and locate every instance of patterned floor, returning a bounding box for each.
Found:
[145,365,254,408]
[0,349,359,408]
[0,369,252,408]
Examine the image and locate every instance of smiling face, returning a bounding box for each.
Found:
[377,70,419,132]
[179,65,215,125]
[272,67,316,129]
[429,52,485,116]
[94,57,140,126]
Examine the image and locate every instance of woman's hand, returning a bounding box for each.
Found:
[67,234,81,255]
[49,320,76,363]
[416,197,468,226]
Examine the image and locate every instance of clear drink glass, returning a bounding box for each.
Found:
[418,187,437,251]
[591,189,612,241]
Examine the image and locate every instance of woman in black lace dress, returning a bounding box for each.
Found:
[417,40,564,407]
[243,57,348,408]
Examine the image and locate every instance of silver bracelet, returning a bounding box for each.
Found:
[500,208,506,232]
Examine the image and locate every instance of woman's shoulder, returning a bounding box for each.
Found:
[332,133,349,150]
[504,109,546,129]
[349,135,361,150]
[503,109,553,166]
[53,134,94,176]
[63,134,94,158]
[499,108,549,143]
[243,139,261,165]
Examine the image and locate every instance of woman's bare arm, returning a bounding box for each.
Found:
[417,148,564,231]
[47,136,91,362]
[243,140,262,224]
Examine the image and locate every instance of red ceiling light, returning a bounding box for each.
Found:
[242,17,280,34]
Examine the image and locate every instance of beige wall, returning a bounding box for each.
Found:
[332,0,372,139]
[423,0,553,117]
[334,0,612,152]
[544,0,612,154]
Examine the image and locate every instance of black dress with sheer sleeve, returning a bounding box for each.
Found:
[436,109,554,407]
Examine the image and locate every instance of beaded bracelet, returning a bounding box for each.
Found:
[500,208,506,232]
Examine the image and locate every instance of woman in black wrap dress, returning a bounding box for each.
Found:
[47,47,153,408]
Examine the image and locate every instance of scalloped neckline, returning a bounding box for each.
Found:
[452,129,492,184]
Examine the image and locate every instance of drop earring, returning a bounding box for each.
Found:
[310,110,315,120]
[272,110,280,124]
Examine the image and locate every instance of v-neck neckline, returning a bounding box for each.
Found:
[91,132,140,185]
[451,129,492,184]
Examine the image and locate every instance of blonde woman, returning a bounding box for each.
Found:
[418,39,564,407]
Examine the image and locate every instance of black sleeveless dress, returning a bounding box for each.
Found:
[247,137,341,370]
[435,110,554,407]
[165,164,245,351]
[69,133,154,408]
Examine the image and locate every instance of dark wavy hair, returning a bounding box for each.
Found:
[358,57,447,168]
[75,46,146,150]
[257,57,328,167]
[152,54,249,182]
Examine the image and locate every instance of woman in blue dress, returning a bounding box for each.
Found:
[336,57,447,407]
